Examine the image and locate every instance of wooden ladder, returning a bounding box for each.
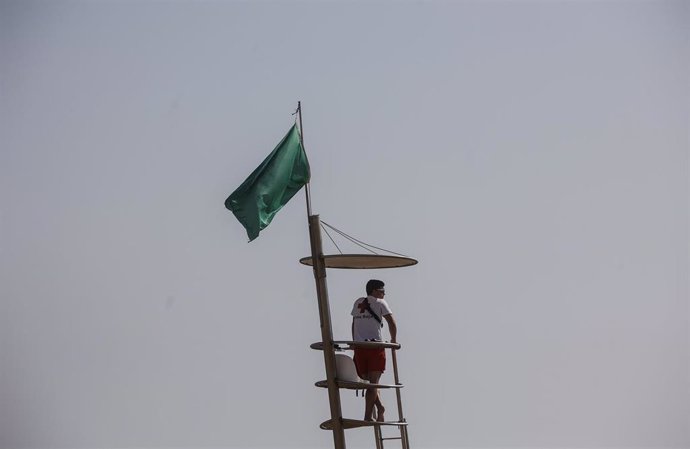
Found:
[373,348,410,449]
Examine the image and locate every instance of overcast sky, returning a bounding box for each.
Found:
[1,1,688,448]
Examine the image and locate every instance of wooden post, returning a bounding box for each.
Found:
[308,214,346,449]
[392,349,409,449]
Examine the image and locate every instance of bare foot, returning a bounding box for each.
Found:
[376,405,385,422]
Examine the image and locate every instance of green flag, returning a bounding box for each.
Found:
[225,124,310,241]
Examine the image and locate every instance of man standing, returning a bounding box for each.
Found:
[351,279,397,422]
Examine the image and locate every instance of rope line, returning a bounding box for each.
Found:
[320,222,343,254]
[321,221,409,257]
[322,223,377,254]
[321,222,383,255]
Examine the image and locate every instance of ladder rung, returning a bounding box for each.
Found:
[381,437,403,441]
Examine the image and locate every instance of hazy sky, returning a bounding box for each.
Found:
[1,1,688,448]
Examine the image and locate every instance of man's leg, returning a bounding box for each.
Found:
[364,371,382,421]
[374,394,385,422]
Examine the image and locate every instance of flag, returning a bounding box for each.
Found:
[225,124,310,241]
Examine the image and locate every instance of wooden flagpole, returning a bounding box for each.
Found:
[297,102,346,449]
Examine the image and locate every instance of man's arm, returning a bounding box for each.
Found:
[383,313,397,343]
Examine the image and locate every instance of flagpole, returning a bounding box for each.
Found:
[297,101,346,449]
[297,101,313,217]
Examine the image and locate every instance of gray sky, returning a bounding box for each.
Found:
[1,1,688,448]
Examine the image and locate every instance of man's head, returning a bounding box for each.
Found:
[366,279,385,298]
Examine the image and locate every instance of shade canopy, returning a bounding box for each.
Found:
[299,254,418,269]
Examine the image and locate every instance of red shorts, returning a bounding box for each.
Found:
[353,348,386,377]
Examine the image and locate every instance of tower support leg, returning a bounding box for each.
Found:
[308,214,346,449]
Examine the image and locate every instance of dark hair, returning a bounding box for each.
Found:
[366,279,385,295]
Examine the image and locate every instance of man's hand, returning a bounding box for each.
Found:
[383,313,397,344]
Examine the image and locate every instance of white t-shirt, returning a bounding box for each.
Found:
[351,296,392,342]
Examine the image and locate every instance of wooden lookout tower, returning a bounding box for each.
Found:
[301,215,418,449]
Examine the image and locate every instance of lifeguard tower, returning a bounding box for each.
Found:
[301,215,417,449]
[225,102,417,449]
